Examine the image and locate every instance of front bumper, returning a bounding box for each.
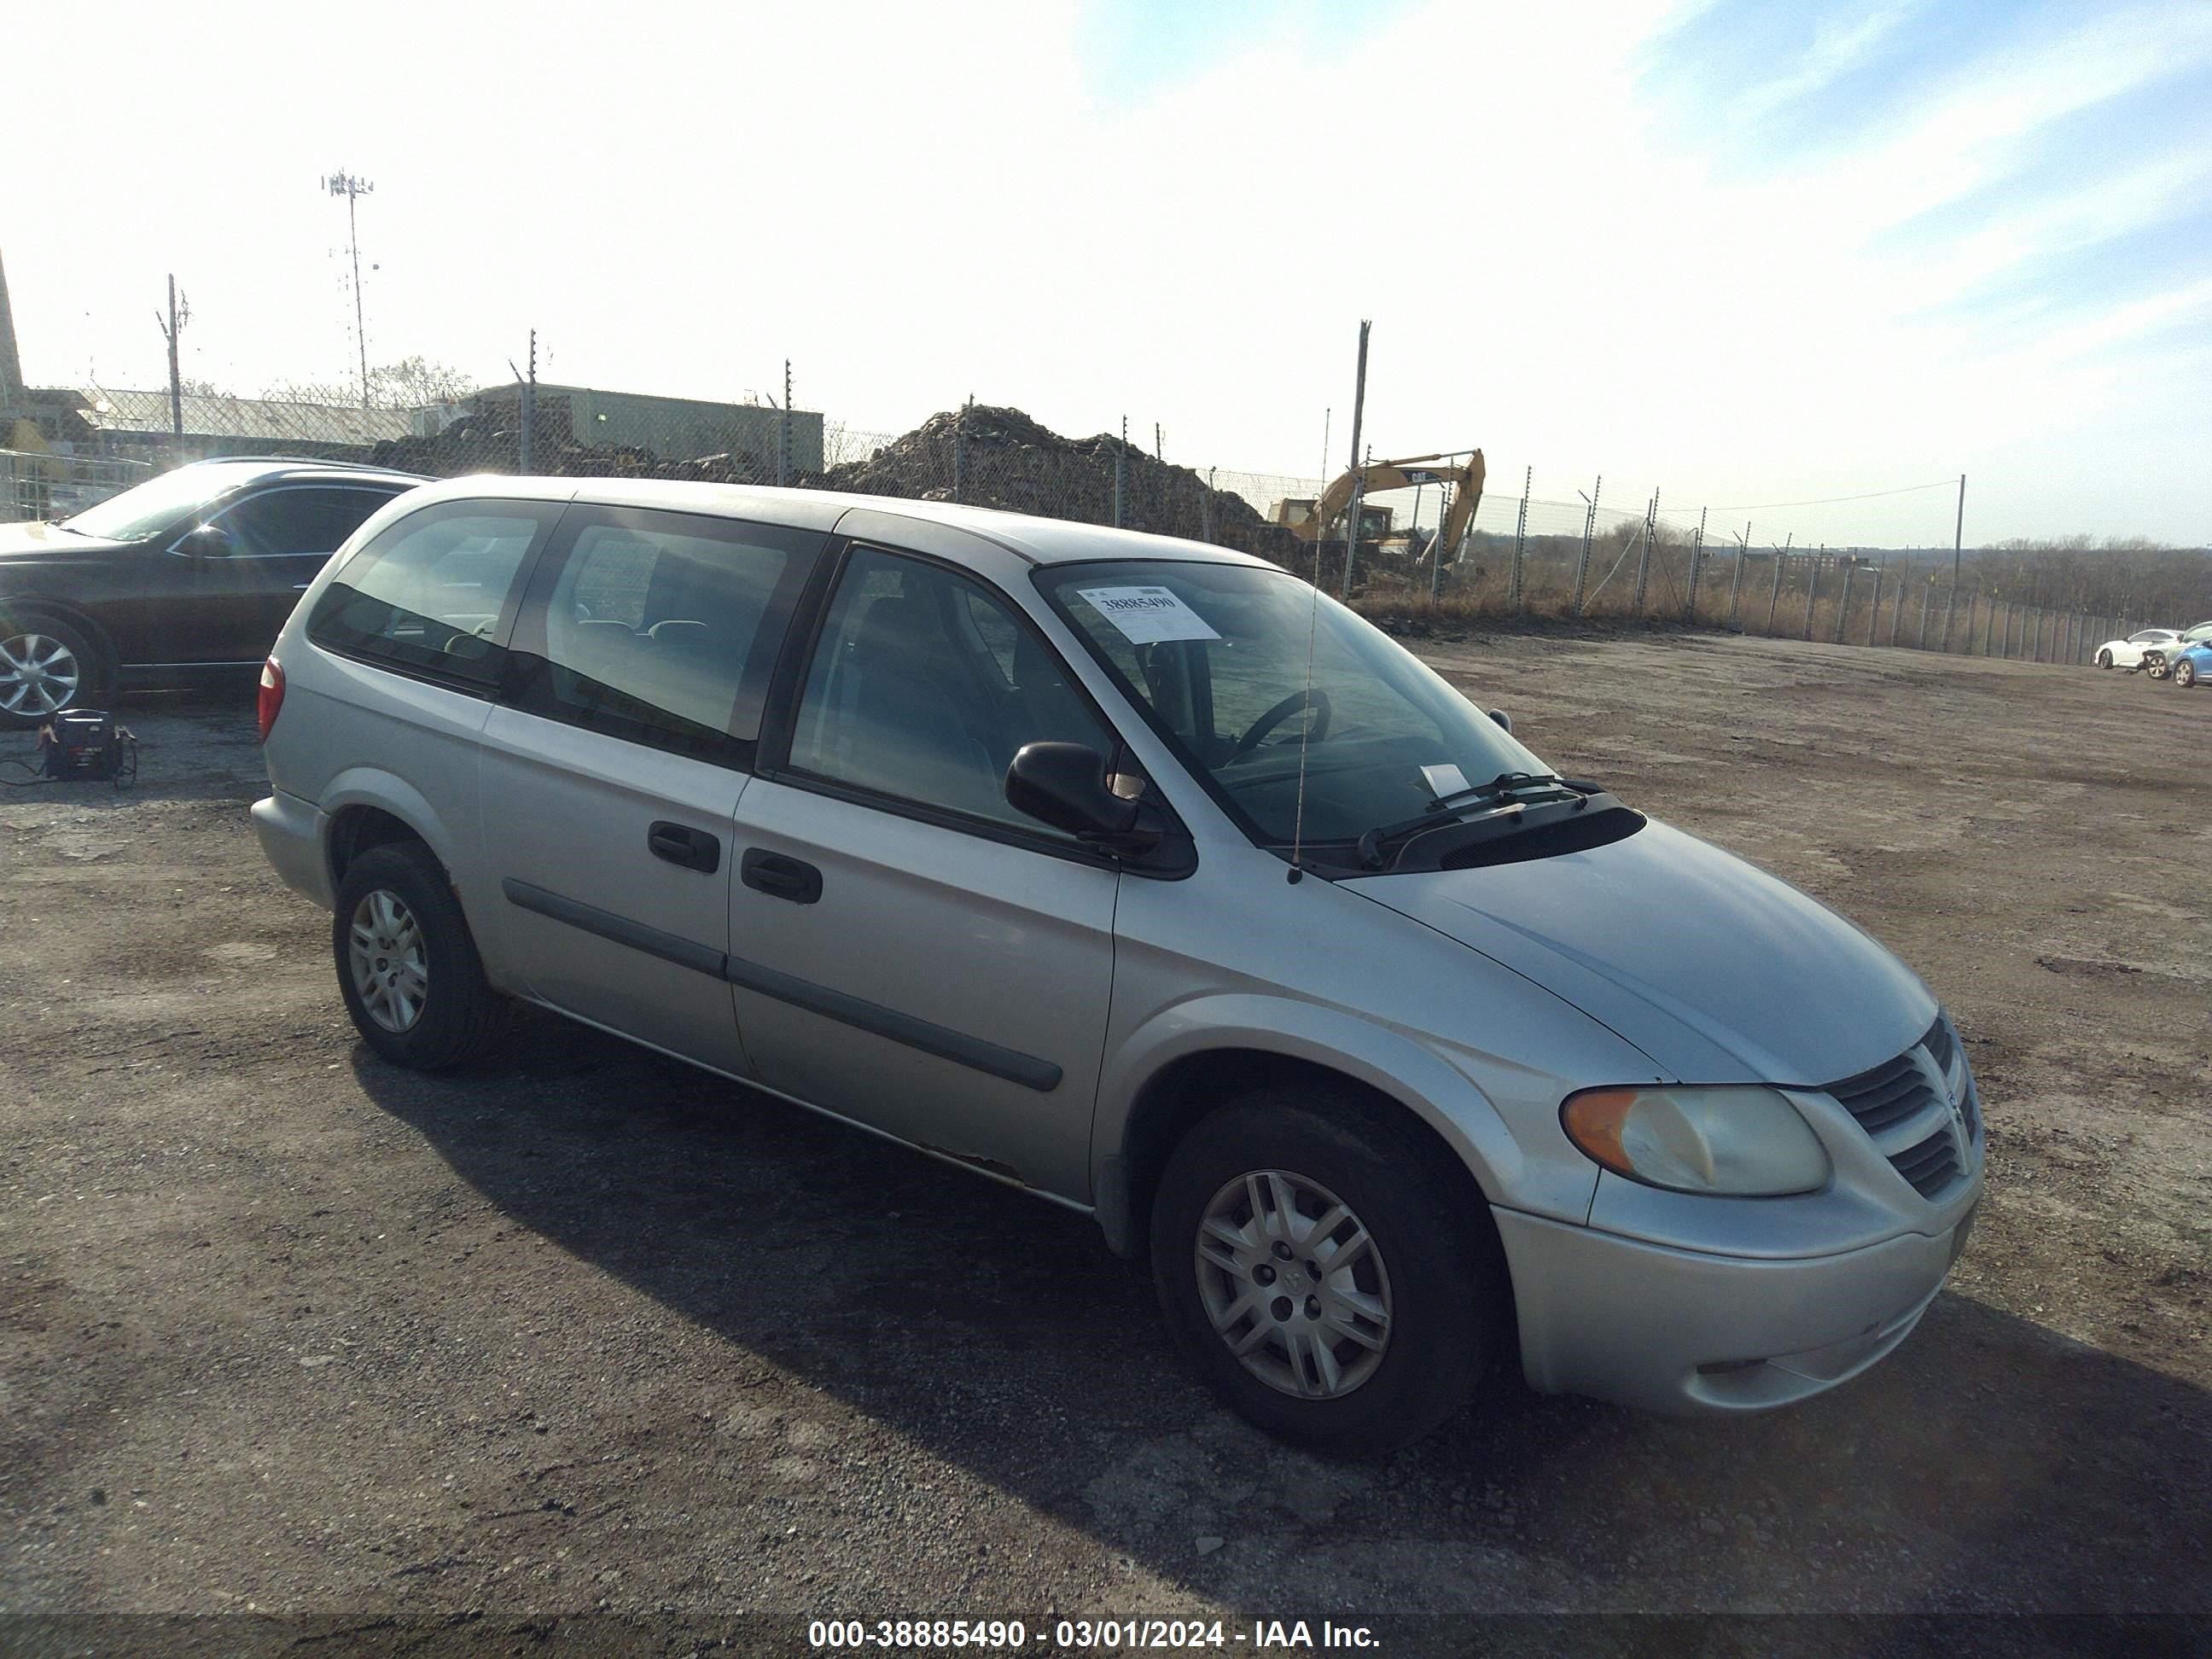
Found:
[251,790,334,911]
[1494,1203,1976,1414]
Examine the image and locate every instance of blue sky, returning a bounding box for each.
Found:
[6,0,2209,544]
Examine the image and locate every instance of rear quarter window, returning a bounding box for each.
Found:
[307,502,556,687]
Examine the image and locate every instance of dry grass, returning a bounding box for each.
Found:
[1343,550,2098,663]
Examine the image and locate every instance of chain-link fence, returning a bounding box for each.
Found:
[8,377,2200,666]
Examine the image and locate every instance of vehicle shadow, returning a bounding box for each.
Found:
[347,1013,2212,1615]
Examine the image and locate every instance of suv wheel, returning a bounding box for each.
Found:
[2178,659,2198,689]
[1149,1089,1508,1457]
[0,613,108,727]
[333,842,509,1069]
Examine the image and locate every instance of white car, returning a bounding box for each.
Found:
[2094,628,2179,670]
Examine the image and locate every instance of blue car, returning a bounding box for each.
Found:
[2170,640,2212,689]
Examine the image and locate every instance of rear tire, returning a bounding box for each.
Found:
[1149,1088,1509,1457]
[333,841,509,1069]
[2095,649,2112,669]
[0,611,111,728]
[2179,660,2198,689]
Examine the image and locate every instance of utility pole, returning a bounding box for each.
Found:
[154,274,189,440]
[778,359,793,486]
[323,170,375,410]
[1342,321,1371,598]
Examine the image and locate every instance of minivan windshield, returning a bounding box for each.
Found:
[55,463,266,542]
[1040,559,1557,851]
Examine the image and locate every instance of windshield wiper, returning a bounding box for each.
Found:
[1354,772,1603,870]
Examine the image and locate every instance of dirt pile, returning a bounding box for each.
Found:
[820,405,1301,563]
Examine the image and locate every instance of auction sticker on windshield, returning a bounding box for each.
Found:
[1077,585,1222,645]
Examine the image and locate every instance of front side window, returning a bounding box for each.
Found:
[787,545,1115,835]
[217,486,397,558]
[509,509,816,761]
[1039,560,1550,848]
[308,504,549,685]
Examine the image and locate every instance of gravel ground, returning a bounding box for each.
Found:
[2,632,2208,1650]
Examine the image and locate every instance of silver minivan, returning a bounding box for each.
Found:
[253,479,1982,1454]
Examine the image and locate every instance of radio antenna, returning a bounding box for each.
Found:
[1289,318,1370,884]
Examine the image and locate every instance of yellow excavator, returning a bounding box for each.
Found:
[1289,449,1486,566]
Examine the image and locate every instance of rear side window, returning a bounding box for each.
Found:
[506,506,821,765]
[307,502,552,686]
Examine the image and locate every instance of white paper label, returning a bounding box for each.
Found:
[1420,763,1471,798]
[1077,585,1222,644]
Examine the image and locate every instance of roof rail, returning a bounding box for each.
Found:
[179,454,428,478]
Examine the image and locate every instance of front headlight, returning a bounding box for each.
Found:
[1560,1086,1831,1196]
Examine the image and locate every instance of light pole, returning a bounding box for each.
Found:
[323,170,375,409]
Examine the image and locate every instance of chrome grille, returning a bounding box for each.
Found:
[1821,1016,1970,1199]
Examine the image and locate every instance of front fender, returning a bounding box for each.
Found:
[1091,992,1601,1233]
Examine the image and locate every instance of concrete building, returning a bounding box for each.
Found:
[451,381,825,474]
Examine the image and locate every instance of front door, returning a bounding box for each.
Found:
[727,542,1123,1202]
[160,483,405,662]
[475,503,824,1077]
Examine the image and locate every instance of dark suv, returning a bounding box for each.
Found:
[0,457,424,724]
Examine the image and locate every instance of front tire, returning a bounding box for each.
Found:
[1149,1089,1509,1457]
[332,842,509,1069]
[2179,660,2198,689]
[0,611,110,727]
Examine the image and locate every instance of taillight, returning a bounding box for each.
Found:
[257,656,286,742]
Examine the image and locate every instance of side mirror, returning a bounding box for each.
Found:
[180,524,233,563]
[1005,742,1144,843]
[1487,707,1512,733]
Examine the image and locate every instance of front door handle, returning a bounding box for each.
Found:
[647,820,720,874]
[742,848,822,904]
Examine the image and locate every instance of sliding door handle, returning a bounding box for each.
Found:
[742,848,822,904]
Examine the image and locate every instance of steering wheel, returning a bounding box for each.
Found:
[1226,688,1332,762]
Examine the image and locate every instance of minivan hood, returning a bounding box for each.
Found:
[1345,818,1935,1086]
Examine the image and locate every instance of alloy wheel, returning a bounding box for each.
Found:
[0,632,82,717]
[347,888,429,1033]
[1194,1168,1393,1400]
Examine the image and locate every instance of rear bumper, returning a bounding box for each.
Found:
[252,790,334,911]
[1495,1203,1974,1414]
